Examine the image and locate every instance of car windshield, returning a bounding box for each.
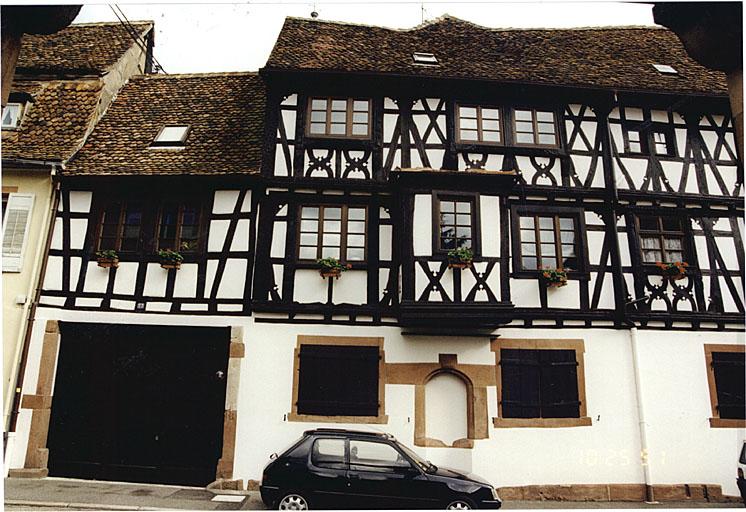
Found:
[396,441,433,472]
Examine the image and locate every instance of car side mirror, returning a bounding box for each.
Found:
[270,452,278,460]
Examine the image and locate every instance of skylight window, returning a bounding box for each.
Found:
[652,64,678,75]
[2,103,23,129]
[151,125,190,147]
[413,52,438,65]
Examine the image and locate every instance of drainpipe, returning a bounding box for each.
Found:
[629,326,656,503]
[6,168,60,436]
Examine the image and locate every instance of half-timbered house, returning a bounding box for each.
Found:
[248,16,744,499]
[2,20,153,463]
[8,14,744,501]
[7,71,266,486]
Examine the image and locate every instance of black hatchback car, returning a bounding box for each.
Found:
[260,429,501,510]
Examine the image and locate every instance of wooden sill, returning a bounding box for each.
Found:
[492,417,592,428]
[709,417,746,428]
[287,412,388,424]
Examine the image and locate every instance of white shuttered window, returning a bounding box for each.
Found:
[2,193,34,272]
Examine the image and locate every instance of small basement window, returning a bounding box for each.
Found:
[413,52,438,65]
[652,63,678,75]
[151,125,190,147]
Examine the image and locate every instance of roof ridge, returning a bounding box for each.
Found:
[70,20,154,27]
[284,15,661,33]
[134,71,259,79]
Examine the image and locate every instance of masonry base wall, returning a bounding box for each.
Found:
[9,308,744,498]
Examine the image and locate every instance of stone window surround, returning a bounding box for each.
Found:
[703,343,745,428]
[491,338,592,428]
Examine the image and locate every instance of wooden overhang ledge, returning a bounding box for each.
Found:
[391,166,519,191]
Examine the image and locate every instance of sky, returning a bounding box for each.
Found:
[69,1,657,74]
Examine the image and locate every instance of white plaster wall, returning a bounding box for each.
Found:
[633,330,745,496]
[413,195,432,257]
[480,196,500,258]
[426,373,468,445]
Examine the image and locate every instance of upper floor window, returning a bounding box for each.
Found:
[436,196,475,252]
[625,124,675,157]
[637,215,685,264]
[98,202,143,252]
[456,105,501,144]
[2,193,34,272]
[96,199,203,254]
[516,213,579,271]
[513,109,558,147]
[157,203,202,252]
[298,205,366,261]
[307,98,371,139]
[2,102,24,129]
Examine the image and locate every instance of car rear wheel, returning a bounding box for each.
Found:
[446,497,474,510]
[278,492,310,510]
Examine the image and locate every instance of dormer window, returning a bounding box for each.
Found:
[413,52,438,65]
[151,125,190,147]
[652,63,678,75]
[2,103,24,129]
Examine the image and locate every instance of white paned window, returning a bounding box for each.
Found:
[2,193,34,272]
[2,103,23,129]
[298,205,367,261]
[513,109,558,147]
[307,98,371,138]
[457,105,501,144]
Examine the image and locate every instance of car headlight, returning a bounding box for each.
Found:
[491,487,500,500]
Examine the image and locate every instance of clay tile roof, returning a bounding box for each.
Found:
[265,15,728,96]
[65,73,266,176]
[16,21,153,75]
[2,79,104,162]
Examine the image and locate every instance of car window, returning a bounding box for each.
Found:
[740,442,746,465]
[349,440,412,473]
[311,438,346,469]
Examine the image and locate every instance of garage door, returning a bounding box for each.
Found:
[47,323,230,486]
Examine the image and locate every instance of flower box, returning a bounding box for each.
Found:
[96,257,119,269]
[447,247,474,270]
[540,268,568,288]
[317,257,351,279]
[157,249,184,270]
[656,261,689,281]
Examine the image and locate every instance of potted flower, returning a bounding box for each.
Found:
[158,249,184,270]
[95,249,119,268]
[540,267,568,288]
[447,247,474,269]
[656,261,689,281]
[317,257,351,279]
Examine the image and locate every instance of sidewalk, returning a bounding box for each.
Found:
[4,477,264,510]
[4,477,742,510]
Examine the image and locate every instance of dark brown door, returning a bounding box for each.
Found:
[47,323,230,486]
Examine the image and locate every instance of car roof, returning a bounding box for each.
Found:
[304,428,395,440]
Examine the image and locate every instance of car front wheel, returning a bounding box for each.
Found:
[277,492,311,510]
[446,497,474,510]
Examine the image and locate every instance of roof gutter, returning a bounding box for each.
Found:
[2,157,63,169]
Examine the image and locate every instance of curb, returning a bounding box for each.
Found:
[5,500,168,511]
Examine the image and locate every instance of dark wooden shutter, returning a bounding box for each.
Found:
[500,348,580,419]
[297,344,379,416]
[539,349,580,418]
[500,349,540,418]
[712,352,745,420]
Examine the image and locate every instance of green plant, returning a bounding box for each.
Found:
[316,257,351,272]
[95,249,118,260]
[447,247,474,263]
[540,267,568,287]
[157,249,184,263]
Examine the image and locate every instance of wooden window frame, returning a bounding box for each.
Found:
[512,108,560,148]
[636,214,688,265]
[511,205,588,279]
[432,193,480,256]
[155,202,204,253]
[491,338,591,428]
[455,104,503,145]
[2,192,34,273]
[623,122,675,157]
[288,335,388,424]
[297,204,368,263]
[704,344,746,428]
[95,201,144,253]
[305,97,372,140]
